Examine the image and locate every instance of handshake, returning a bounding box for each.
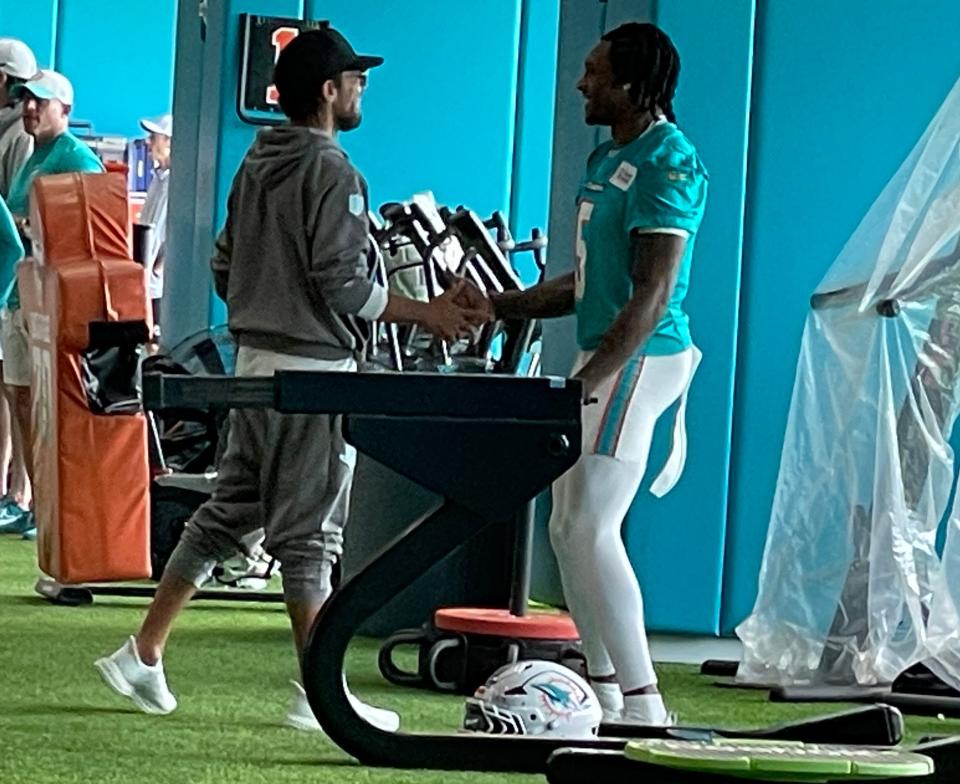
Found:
[419,277,496,343]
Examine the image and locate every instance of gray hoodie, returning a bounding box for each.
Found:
[0,104,33,201]
[211,126,387,359]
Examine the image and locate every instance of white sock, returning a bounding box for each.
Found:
[622,693,669,725]
[590,680,623,721]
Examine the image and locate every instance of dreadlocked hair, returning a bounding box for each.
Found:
[602,22,680,123]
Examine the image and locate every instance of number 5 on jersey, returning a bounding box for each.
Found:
[574,201,594,300]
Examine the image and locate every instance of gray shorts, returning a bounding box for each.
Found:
[2,308,30,386]
[165,348,356,603]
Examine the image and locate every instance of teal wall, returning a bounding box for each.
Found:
[1,0,177,138]
[635,0,754,633]
[509,0,561,284]
[0,0,58,67]
[56,0,177,137]
[304,0,522,220]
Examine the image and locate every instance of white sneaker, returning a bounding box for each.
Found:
[153,470,217,494]
[209,549,276,590]
[285,681,323,732]
[620,693,674,727]
[284,680,400,733]
[94,636,177,715]
[602,707,623,723]
[231,576,270,591]
[591,681,624,723]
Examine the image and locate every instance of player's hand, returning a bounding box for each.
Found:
[451,277,495,322]
[450,277,494,345]
[421,281,490,342]
[572,369,601,405]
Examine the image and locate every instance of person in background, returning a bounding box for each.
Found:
[0,197,23,388]
[138,113,172,339]
[0,38,35,198]
[0,38,37,530]
[3,69,104,539]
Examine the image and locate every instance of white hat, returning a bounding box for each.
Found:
[140,113,173,137]
[0,38,37,80]
[10,69,74,106]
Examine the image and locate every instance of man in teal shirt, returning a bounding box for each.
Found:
[8,69,104,223]
[1,69,103,539]
[491,23,707,728]
[0,197,22,308]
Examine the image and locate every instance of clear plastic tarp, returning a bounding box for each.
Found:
[737,78,960,688]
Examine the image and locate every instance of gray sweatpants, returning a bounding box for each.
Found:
[164,348,356,604]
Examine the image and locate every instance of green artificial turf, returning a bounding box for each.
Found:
[1,538,958,783]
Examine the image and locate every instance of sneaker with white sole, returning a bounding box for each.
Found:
[94,636,177,715]
[620,693,675,727]
[0,498,25,522]
[591,681,624,724]
[284,680,400,733]
[0,507,32,534]
[209,549,276,590]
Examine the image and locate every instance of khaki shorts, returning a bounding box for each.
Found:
[2,308,31,387]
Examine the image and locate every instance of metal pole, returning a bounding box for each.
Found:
[509,499,536,617]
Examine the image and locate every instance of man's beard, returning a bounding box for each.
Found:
[584,99,612,127]
[336,110,362,132]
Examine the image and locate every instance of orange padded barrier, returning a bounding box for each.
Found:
[20,171,150,583]
[28,170,130,267]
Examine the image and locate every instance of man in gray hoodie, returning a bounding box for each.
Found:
[0,37,36,200]
[0,38,36,534]
[95,26,487,731]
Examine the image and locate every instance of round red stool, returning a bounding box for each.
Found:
[434,607,579,640]
[379,502,585,694]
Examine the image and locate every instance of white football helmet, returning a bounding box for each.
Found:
[463,660,602,738]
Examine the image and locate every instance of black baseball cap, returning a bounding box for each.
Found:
[282,24,383,82]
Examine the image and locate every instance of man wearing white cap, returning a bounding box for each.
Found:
[138,113,172,332]
[0,38,37,535]
[7,70,104,219]
[1,69,103,539]
[0,38,36,200]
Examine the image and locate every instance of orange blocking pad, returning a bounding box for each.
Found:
[28,171,130,267]
[19,172,151,584]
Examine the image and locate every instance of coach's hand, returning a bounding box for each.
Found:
[420,281,490,342]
